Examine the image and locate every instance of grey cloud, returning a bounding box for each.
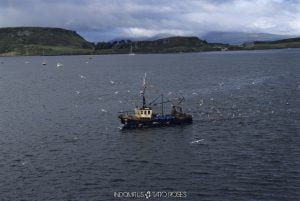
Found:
[0,0,299,41]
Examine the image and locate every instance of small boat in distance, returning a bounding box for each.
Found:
[129,44,135,56]
[118,74,192,129]
[56,62,64,67]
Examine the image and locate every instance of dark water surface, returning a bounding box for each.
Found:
[0,49,299,201]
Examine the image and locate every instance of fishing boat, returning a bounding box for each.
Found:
[118,74,192,129]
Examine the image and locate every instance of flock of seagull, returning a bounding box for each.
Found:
[0,56,278,145]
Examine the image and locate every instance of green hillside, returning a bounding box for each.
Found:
[242,37,300,49]
[0,27,94,55]
[95,36,231,54]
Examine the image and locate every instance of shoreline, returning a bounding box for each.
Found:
[0,47,299,57]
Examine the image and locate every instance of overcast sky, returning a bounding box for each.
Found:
[0,0,299,41]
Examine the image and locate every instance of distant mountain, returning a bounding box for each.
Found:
[202,31,297,45]
[0,27,94,56]
[109,33,175,43]
[143,33,176,41]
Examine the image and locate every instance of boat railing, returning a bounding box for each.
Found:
[118,110,134,115]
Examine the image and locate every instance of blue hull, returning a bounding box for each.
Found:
[120,117,192,129]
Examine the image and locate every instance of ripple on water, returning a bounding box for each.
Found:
[0,51,299,201]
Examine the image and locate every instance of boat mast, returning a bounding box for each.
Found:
[161,94,164,115]
[141,73,147,107]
